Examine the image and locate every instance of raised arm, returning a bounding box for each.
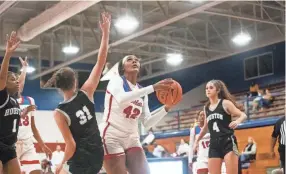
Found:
[0,31,20,91]
[81,12,111,101]
[107,76,174,105]
[18,57,29,94]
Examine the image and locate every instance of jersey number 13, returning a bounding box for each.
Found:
[76,106,93,125]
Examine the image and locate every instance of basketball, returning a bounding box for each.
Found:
[156,80,183,106]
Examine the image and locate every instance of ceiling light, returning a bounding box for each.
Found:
[232,32,252,46]
[166,53,183,66]
[21,66,35,73]
[115,15,139,34]
[62,45,79,54]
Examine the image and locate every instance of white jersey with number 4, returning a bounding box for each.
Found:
[17,96,35,140]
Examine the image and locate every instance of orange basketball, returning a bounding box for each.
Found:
[156,80,183,106]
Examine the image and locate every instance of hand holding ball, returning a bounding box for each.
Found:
[155,79,182,106]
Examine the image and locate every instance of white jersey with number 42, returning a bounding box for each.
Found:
[17,96,35,140]
[102,76,146,134]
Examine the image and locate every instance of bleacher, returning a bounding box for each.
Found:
[155,82,285,132]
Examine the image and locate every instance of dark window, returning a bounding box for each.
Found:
[244,52,273,80]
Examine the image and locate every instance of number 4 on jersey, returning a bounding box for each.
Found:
[76,106,93,125]
[213,122,220,132]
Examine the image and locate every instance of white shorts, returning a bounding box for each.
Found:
[100,123,142,159]
[16,138,41,173]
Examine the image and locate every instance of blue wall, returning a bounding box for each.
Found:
[141,41,285,110]
[1,42,284,111]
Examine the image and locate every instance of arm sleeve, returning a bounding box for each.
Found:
[107,76,154,105]
[27,97,36,116]
[0,89,9,109]
[188,127,195,162]
[139,96,168,130]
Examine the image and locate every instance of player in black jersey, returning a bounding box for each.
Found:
[194,80,247,174]
[43,13,111,174]
[0,31,35,174]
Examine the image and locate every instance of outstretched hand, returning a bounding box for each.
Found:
[19,56,28,68]
[99,12,111,34]
[153,78,174,91]
[6,31,20,54]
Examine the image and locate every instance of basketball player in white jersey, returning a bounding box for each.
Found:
[189,111,210,174]
[16,96,52,174]
[100,55,175,174]
[16,57,52,174]
[189,110,226,174]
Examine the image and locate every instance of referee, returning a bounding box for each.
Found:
[271,116,285,174]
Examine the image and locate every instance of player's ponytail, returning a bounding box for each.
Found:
[43,72,57,88]
[43,67,77,91]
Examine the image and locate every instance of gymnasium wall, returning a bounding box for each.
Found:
[141,41,285,110]
[32,111,103,143]
[1,42,285,111]
[148,126,278,155]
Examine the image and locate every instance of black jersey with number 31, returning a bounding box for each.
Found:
[56,90,102,160]
[205,99,234,139]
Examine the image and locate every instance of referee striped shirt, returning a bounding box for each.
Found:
[272,117,286,151]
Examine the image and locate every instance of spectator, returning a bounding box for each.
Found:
[142,129,155,146]
[240,137,257,162]
[252,89,273,111]
[271,117,285,174]
[153,142,166,158]
[248,82,259,97]
[51,145,64,173]
[177,139,189,157]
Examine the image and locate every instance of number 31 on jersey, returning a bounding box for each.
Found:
[76,106,93,125]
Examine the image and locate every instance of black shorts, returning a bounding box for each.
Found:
[67,147,104,174]
[209,135,239,159]
[0,144,17,165]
